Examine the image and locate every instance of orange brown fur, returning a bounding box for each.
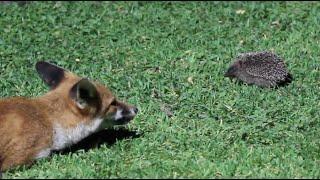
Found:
[0,62,138,172]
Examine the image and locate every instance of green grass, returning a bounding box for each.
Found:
[0,1,320,178]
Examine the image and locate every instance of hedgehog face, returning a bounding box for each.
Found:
[224,61,241,78]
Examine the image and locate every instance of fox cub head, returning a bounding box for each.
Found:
[36,61,138,128]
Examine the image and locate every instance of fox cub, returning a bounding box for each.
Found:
[0,61,138,172]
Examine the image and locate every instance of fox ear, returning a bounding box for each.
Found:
[70,78,99,109]
[36,61,65,89]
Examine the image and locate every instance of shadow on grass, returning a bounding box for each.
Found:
[1,128,142,177]
[53,128,143,155]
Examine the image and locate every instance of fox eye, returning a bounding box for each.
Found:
[110,99,117,106]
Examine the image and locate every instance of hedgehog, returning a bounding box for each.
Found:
[224,51,293,88]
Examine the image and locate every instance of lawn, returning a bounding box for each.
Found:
[0,1,319,178]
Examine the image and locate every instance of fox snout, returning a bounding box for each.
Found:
[110,100,138,125]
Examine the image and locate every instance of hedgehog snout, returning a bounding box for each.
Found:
[224,65,238,78]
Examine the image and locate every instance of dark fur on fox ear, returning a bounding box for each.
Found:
[36,61,65,89]
[69,78,100,110]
